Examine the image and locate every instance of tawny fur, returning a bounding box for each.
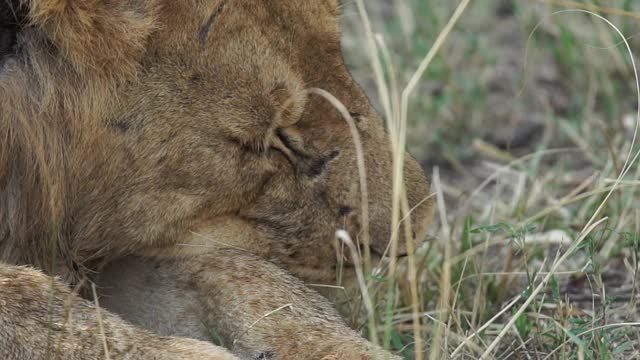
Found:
[0,264,239,359]
[0,0,433,359]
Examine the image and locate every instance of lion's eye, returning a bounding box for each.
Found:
[271,129,339,178]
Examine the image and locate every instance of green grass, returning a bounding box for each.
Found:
[340,0,640,358]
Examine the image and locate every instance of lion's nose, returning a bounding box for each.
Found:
[337,206,353,217]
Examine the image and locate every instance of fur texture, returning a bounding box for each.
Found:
[0,0,433,358]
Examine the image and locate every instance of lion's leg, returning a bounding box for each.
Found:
[98,251,400,360]
[0,262,238,360]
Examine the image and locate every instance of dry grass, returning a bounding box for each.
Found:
[340,0,640,358]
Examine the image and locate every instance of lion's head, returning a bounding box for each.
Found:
[0,0,432,283]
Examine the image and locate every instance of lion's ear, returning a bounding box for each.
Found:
[21,0,160,77]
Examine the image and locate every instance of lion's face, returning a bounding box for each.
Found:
[1,1,432,283]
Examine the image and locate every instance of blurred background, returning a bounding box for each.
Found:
[338,0,640,358]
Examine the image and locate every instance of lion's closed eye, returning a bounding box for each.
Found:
[270,128,339,178]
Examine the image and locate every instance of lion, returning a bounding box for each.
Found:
[0,0,433,359]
